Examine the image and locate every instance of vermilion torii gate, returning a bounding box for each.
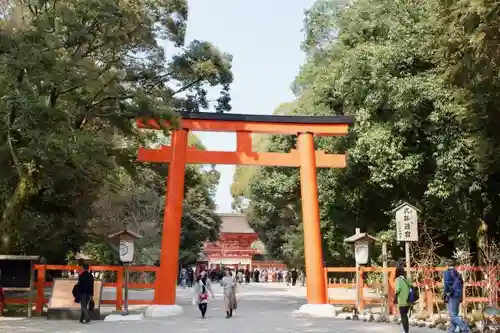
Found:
[136,112,353,314]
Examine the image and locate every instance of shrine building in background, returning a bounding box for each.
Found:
[201,213,285,270]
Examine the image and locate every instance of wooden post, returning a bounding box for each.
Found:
[355,263,360,311]
[156,129,189,305]
[405,242,411,272]
[35,265,45,314]
[123,264,129,315]
[27,260,34,318]
[382,242,389,316]
[298,132,327,304]
[489,266,498,306]
[388,268,396,314]
[116,267,123,311]
[358,266,365,311]
[425,269,434,315]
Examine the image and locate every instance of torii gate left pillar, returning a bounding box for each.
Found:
[137,112,353,317]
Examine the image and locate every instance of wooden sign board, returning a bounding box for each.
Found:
[0,256,38,288]
[47,278,103,320]
[394,203,419,242]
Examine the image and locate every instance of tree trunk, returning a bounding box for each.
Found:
[0,173,41,253]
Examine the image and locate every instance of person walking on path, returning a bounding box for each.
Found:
[221,269,237,318]
[244,269,251,284]
[77,263,94,324]
[180,267,187,289]
[187,267,194,287]
[291,268,298,286]
[285,270,292,287]
[193,270,214,319]
[395,265,411,333]
[444,260,469,333]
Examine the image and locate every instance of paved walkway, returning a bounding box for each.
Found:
[0,283,439,332]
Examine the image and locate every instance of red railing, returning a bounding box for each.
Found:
[4,264,158,314]
[324,266,396,313]
[5,264,499,316]
[324,266,500,315]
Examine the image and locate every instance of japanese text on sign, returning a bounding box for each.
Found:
[395,204,419,242]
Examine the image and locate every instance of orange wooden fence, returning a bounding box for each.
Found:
[4,264,158,314]
[324,266,397,313]
[5,264,499,316]
[324,266,500,315]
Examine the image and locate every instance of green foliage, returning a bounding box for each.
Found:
[230,102,297,212]
[0,0,231,262]
[239,0,500,267]
[87,140,222,266]
[81,240,120,265]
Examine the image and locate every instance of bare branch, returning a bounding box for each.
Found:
[172,78,203,95]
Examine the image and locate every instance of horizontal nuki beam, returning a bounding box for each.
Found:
[138,146,347,168]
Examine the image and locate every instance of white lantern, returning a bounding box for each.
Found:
[354,240,369,265]
[345,228,376,265]
[109,229,142,263]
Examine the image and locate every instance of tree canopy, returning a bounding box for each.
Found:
[235,0,500,267]
[0,0,232,263]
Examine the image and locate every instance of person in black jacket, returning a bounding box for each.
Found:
[77,263,94,324]
[291,269,298,286]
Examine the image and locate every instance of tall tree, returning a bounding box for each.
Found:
[0,0,232,257]
[244,0,500,266]
[90,161,221,265]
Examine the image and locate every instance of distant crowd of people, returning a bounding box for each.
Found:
[180,266,305,287]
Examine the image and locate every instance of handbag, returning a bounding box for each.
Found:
[88,297,95,311]
[72,284,80,303]
[198,279,209,301]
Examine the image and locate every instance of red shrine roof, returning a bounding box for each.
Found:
[219,213,256,234]
[202,214,268,261]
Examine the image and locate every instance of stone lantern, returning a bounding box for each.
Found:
[345,228,377,318]
[106,229,142,321]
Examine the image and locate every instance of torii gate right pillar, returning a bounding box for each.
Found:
[298,132,327,304]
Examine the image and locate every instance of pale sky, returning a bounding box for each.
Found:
[185,0,315,212]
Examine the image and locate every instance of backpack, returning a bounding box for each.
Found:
[403,278,419,303]
[447,268,463,298]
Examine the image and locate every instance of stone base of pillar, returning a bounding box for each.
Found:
[295,304,337,317]
[144,304,184,317]
[104,313,144,321]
